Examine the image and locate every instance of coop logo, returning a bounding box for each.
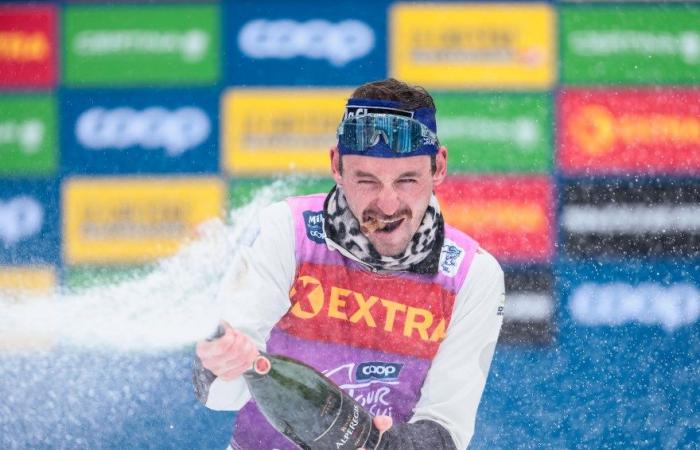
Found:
[0,31,50,62]
[356,362,403,381]
[0,196,44,246]
[325,363,399,417]
[440,116,540,151]
[0,119,45,154]
[568,104,700,156]
[74,29,209,62]
[238,19,375,67]
[439,239,464,277]
[569,31,700,64]
[289,275,447,343]
[75,106,211,156]
[569,282,700,332]
[303,210,325,244]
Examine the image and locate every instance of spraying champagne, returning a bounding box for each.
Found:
[243,352,382,450]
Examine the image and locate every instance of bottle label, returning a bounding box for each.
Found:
[313,395,374,449]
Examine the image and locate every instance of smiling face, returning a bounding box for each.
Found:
[331,146,447,257]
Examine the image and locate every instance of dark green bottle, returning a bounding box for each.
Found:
[243,352,382,450]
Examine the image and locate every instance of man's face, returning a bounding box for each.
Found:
[331,147,447,257]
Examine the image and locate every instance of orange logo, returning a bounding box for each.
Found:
[0,32,49,62]
[570,104,700,155]
[288,275,446,343]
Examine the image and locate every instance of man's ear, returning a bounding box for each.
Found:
[433,146,448,186]
[330,146,343,185]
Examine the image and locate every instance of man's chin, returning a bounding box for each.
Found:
[369,237,410,258]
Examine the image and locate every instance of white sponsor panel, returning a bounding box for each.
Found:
[0,196,44,246]
[569,31,700,64]
[561,204,700,233]
[74,29,209,62]
[75,106,211,157]
[238,19,374,67]
[505,292,553,322]
[440,116,540,150]
[0,120,45,154]
[569,282,700,332]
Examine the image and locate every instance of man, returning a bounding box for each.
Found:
[194,78,505,449]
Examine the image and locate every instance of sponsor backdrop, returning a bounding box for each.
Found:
[0,1,698,449]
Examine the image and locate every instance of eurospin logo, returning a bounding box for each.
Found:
[0,196,43,246]
[0,119,45,154]
[569,282,700,332]
[238,19,374,67]
[74,29,209,62]
[569,31,700,65]
[75,107,211,157]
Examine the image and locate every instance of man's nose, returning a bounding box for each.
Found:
[376,187,400,216]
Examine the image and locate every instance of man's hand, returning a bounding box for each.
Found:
[359,415,393,450]
[195,322,259,381]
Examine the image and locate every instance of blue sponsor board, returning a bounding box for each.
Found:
[0,179,59,265]
[471,261,700,448]
[60,89,218,174]
[223,0,388,86]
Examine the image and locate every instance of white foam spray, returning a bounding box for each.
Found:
[0,179,296,353]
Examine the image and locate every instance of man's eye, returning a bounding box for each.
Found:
[358,180,375,185]
[398,179,417,184]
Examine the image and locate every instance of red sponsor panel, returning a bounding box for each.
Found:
[278,263,456,359]
[436,176,553,263]
[0,5,57,89]
[558,89,700,175]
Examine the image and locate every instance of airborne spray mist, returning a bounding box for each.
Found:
[0,180,295,449]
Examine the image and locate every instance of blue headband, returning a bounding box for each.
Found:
[337,98,439,157]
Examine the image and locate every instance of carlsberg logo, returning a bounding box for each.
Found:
[0,120,45,154]
[74,29,210,62]
[0,196,44,246]
[238,19,374,67]
[76,107,211,156]
[569,31,700,64]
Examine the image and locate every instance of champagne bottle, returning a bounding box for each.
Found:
[243,352,382,450]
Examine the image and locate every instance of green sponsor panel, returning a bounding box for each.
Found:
[434,93,551,173]
[0,96,57,175]
[229,177,335,209]
[561,6,700,84]
[64,265,152,291]
[63,4,219,85]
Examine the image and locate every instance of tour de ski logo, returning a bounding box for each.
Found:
[323,362,404,417]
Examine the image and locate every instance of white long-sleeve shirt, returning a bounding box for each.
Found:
[201,200,505,449]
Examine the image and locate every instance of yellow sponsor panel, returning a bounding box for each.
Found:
[63,177,225,264]
[222,88,350,175]
[0,266,57,352]
[390,3,556,89]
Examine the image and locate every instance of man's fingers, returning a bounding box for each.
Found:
[373,415,393,432]
[359,416,393,449]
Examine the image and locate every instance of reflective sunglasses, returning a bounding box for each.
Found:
[337,113,439,154]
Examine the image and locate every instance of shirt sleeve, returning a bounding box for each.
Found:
[409,247,505,449]
[198,201,296,411]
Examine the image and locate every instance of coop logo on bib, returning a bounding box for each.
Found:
[356,362,403,381]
